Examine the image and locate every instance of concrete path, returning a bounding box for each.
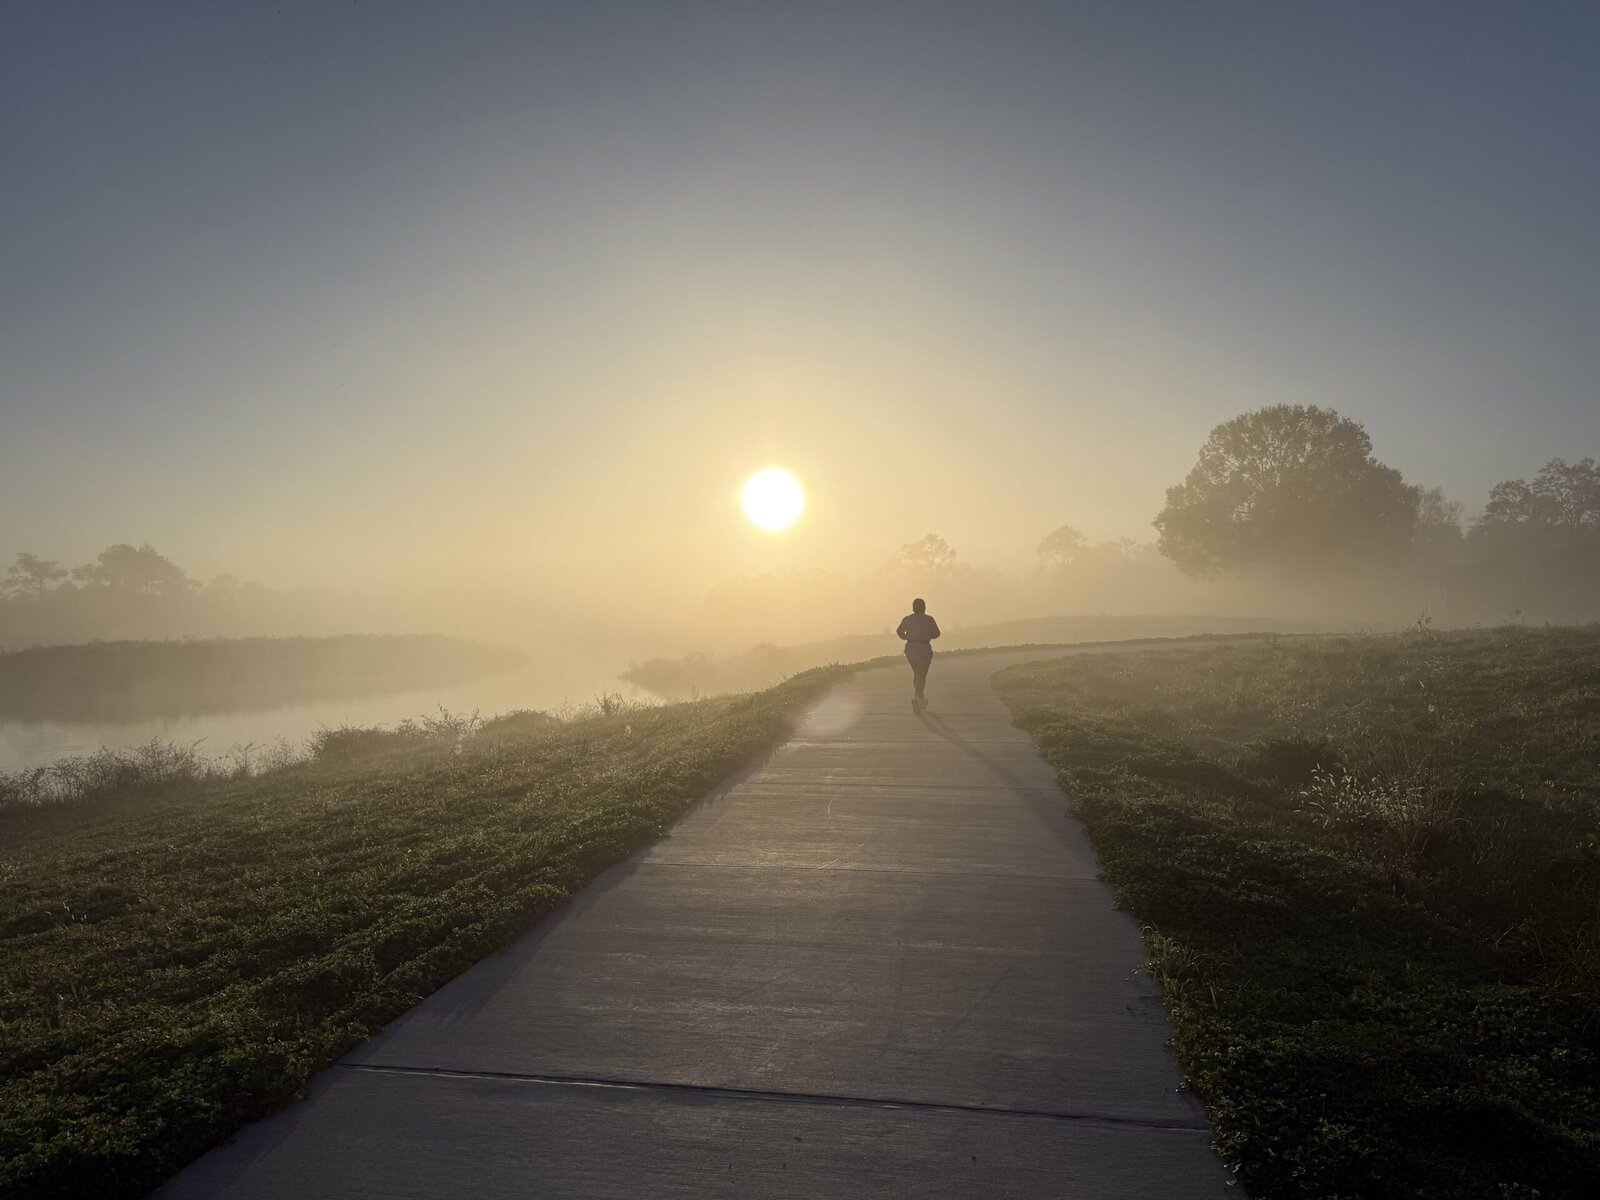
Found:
[158,649,1232,1198]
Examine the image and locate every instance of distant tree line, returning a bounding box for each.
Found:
[0,544,379,648]
[1140,404,1598,620]
[3,543,231,606]
[12,412,1596,653]
[674,408,1598,658]
[5,543,193,602]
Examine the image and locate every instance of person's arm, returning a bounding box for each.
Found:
[896,618,910,641]
[928,618,941,640]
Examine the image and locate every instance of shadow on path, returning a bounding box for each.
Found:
[919,708,1053,793]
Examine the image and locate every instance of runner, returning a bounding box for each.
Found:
[896,598,940,713]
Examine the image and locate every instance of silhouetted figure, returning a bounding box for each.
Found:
[896,598,940,713]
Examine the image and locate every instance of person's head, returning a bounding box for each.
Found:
[912,598,926,614]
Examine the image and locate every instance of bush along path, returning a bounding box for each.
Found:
[0,666,847,1200]
[995,627,1600,1200]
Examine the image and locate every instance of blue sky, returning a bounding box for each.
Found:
[3,1,1597,600]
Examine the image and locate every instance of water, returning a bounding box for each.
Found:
[0,658,652,774]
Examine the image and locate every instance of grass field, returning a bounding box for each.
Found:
[995,627,1600,1200]
[0,666,845,1200]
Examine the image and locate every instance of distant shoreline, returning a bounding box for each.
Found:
[0,634,529,722]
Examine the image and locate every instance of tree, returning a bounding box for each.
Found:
[1153,405,1419,576]
[3,552,68,601]
[1475,458,1600,536]
[897,533,959,574]
[1412,486,1465,567]
[1462,458,1600,620]
[71,543,194,597]
[1036,525,1088,570]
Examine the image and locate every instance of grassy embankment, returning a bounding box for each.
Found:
[0,666,847,1200]
[995,628,1600,1200]
[622,614,1318,698]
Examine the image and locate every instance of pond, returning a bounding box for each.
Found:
[0,654,652,774]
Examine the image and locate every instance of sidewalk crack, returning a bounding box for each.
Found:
[338,1063,1210,1133]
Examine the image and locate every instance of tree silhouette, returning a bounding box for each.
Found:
[71,544,194,597]
[1412,487,1465,567]
[1154,405,1419,576]
[897,533,959,574]
[1462,458,1600,619]
[3,553,68,602]
[1036,525,1088,570]
[1475,458,1600,537]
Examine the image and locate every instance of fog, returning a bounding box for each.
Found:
[6,434,1596,710]
[4,5,1599,727]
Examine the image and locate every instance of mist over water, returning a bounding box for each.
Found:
[0,654,645,774]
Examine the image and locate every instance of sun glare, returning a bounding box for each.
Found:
[741,467,805,532]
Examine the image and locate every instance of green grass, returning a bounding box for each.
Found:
[995,627,1600,1200]
[0,666,846,1200]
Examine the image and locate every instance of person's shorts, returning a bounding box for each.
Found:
[905,642,933,668]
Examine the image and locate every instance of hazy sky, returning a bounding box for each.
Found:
[4,1,1598,613]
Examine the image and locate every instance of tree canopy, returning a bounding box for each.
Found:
[896,533,959,575]
[1474,458,1600,538]
[3,553,68,602]
[70,543,193,597]
[1153,405,1419,577]
[1036,525,1088,570]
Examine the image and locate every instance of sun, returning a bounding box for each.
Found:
[741,467,805,531]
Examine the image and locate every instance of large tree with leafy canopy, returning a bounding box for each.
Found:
[1154,405,1419,577]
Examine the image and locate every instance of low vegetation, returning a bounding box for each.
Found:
[0,667,845,1200]
[0,737,281,825]
[995,628,1600,1200]
[0,706,566,826]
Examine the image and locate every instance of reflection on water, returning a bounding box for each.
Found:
[0,661,651,774]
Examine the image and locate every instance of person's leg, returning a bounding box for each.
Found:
[913,661,929,701]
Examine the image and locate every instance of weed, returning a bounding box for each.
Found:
[0,738,217,815]
[1295,767,1456,864]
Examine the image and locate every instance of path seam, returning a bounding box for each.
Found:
[635,861,1101,883]
[339,1063,1210,1133]
[730,782,1065,794]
